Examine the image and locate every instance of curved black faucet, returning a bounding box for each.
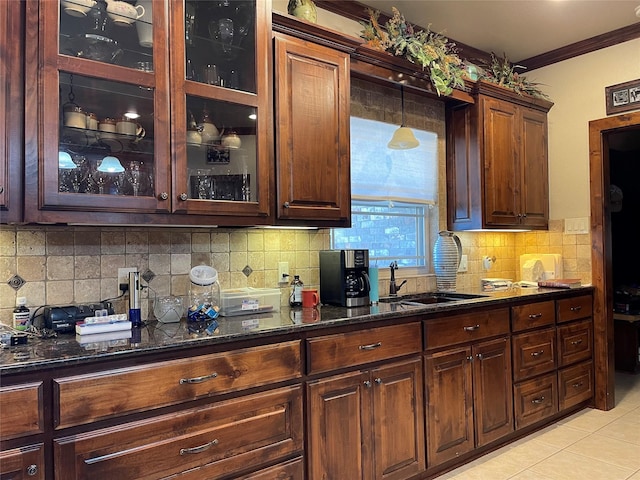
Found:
[389,261,407,296]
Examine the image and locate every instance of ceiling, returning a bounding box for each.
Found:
[357,1,640,64]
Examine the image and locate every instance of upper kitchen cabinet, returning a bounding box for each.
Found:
[23,0,272,225]
[273,32,351,227]
[446,81,554,231]
[0,0,24,224]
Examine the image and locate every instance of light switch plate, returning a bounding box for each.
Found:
[458,255,468,273]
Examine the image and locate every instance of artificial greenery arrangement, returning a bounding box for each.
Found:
[360,7,465,96]
[478,52,549,98]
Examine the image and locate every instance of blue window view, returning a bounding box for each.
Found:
[332,117,439,268]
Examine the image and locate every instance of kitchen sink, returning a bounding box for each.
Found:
[379,292,488,305]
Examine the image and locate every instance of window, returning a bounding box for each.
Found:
[331,116,439,270]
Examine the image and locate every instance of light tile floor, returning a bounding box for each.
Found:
[436,372,640,480]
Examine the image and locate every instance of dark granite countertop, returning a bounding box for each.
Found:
[0,286,592,375]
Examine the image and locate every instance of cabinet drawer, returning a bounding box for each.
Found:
[235,457,304,479]
[54,341,301,429]
[54,385,303,480]
[0,382,44,440]
[559,361,593,410]
[513,373,558,430]
[512,327,556,381]
[424,308,509,350]
[557,295,592,323]
[307,323,421,375]
[511,300,555,332]
[557,319,593,367]
[0,443,45,480]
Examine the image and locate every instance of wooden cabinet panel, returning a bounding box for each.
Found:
[512,327,556,381]
[306,358,425,480]
[234,457,304,480]
[424,308,509,350]
[511,300,555,332]
[425,347,474,466]
[274,33,351,226]
[520,107,549,227]
[307,323,421,375]
[559,361,593,411]
[472,337,514,447]
[307,370,369,480]
[371,359,426,480]
[54,341,301,429]
[54,385,303,480]
[556,295,593,323]
[557,319,593,367]
[514,373,558,429]
[0,443,45,480]
[0,382,43,440]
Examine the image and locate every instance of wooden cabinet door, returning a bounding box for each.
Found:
[307,370,369,480]
[472,337,514,447]
[520,106,549,228]
[482,97,520,227]
[274,33,351,226]
[371,358,426,480]
[0,0,23,223]
[425,347,474,467]
[0,444,45,480]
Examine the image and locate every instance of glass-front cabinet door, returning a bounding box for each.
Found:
[26,0,271,223]
[169,0,271,219]
[30,0,171,217]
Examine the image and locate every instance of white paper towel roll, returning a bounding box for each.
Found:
[522,259,545,282]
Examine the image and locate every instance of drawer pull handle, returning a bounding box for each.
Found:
[463,325,480,332]
[569,305,582,312]
[530,350,544,357]
[180,438,219,455]
[531,396,545,404]
[528,313,543,319]
[570,339,583,345]
[179,372,218,384]
[572,382,584,388]
[359,342,382,351]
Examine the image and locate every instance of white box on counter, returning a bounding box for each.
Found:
[220,288,281,317]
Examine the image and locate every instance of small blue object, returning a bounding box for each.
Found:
[129,308,142,327]
[369,267,379,304]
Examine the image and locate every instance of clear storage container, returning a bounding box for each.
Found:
[188,265,220,330]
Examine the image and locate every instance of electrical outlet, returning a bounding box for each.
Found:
[278,262,289,283]
[118,267,138,290]
[458,255,468,273]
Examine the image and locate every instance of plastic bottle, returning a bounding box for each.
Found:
[289,275,304,307]
[13,297,30,331]
[188,265,221,332]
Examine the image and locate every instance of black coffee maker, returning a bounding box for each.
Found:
[319,250,370,307]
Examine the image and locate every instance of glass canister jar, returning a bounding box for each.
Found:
[188,265,220,331]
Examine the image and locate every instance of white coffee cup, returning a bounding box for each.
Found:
[106,0,145,26]
[61,0,97,17]
[116,118,145,139]
[135,0,153,48]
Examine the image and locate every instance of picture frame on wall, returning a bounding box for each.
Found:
[605,79,640,115]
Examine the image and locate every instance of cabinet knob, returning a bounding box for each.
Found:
[158,192,168,200]
[26,465,38,476]
[374,377,382,385]
[179,193,188,201]
[364,380,372,388]
[283,201,290,208]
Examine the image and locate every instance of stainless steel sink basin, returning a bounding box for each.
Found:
[379,292,488,305]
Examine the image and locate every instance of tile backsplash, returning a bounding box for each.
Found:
[0,220,591,324]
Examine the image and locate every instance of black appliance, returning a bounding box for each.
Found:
[44,302,114,333]
[319,249,370,307]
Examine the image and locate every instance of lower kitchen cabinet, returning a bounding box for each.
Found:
[307,357,425,480]
[0,444,45,480]
[513,372,558,429]
[425,336,513,466]
[53,385,303,479]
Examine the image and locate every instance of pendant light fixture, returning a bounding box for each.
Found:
[97,156,125,173]
[387,84,419,150]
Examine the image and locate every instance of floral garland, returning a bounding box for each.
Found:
[478,52,549,98]
[360,7,465,96]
